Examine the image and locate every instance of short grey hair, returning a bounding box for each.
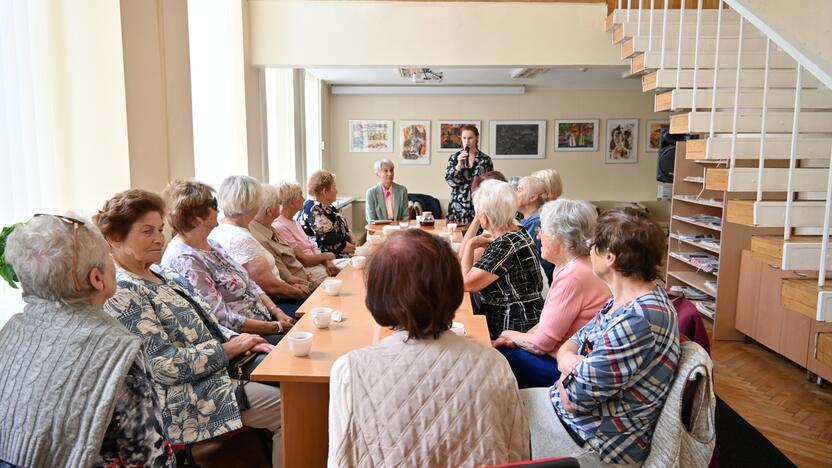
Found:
[373,159,394,173]
[275,180,303,205]
[5,215,110,303]
[218,175,263,217]
[520,176,548,207]
[472,179,518,230]
[532,168,563,201]
[540,198,597,257]
[256,184,280,220]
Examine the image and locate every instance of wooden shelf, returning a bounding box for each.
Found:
[668,270,717,298]
[669,252,719,277]
[672,215,723,232]
[670,233,721,254]
[673,195,724,208]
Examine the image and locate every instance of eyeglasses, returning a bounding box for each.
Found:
[585,238,595,250]
[34,213,85,292]
[209,198,218,210]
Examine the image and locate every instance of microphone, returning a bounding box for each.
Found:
[462,146,470,168]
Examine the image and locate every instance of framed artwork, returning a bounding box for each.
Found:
[605,119,639,164]
[348,120,393,152]
[554,119,599,152]
[646,120,669,152]
[399,120,431,165]
[436,120,481,152]
[488,120,547,159]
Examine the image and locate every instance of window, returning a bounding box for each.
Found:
[264,68,298,184]
[304,71,323,176]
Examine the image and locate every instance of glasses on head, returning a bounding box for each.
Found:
[33,213,85,292]
[585,238,595,250]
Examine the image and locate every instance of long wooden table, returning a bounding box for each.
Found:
[365,219,464,241]
[250,265,490,468]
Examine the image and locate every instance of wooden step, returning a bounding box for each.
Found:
[781,278,832,321]
[670,111,832,134]
[614,21,753,43]
[726,200,828,228]
[819,333,832,368]
[685,136,832,160]
[632,51,795,74]
[610,9,738,26]
[643,68,820,91]
[622,36,768,59]
[705,167,830,192]
[655,89,832,112]
[751,235,832,270]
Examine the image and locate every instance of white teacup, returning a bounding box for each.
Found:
[350,255,367,269]
[447,223,458,233]
[311,307,333,329]
[288,332,314,356]
[451,242,462,253]
[382,225,400,236]
[367,234,382,244]
[355,245,371,257]
[321,278,342,296]
[399,221,409,229]
[450,321,466,336]
[438,232,452,243]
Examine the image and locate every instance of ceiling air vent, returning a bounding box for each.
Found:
[510,68,550,79]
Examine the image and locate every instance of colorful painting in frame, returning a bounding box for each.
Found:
[488,120,547,159]
[554,119,599,152]
[646,120,669,152]
[348,120,393,152]
[399,120,431,165]
[605,119,639,164]
[436,120,481,152]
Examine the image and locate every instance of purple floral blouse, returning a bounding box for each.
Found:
[161,236,271,332]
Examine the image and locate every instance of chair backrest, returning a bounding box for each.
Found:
[668,290,711,354]
[408,193,443,219]
[643,341,716,468]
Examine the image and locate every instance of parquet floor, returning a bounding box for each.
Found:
[710,322,832,467]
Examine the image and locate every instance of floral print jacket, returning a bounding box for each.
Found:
[104,264,243,444]
[298,199,353,257]
[444,150,494,223]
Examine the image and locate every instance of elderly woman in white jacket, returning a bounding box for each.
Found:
[327,229,529,467]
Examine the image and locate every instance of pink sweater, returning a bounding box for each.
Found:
[531,257,611,357]
[272,216,317,257]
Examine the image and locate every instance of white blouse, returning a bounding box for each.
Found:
[208,223,282,279]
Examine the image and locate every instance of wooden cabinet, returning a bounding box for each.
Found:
[808,322,832,383]
[735,249,812,368]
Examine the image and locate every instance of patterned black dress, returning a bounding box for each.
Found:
[444,150,493,223]
[298,199,353,258]
[474,228,545,339]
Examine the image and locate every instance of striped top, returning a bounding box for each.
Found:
[551,286,680,464]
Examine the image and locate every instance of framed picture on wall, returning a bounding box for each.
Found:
[436,120,481,152]
[348,120,394,152]
[605,119,639,164]
[399,120,431,165]
[488,120,547,159]
[646,120,669,152]
[554,119,599,152]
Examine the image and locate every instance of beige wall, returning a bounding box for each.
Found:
[734,0,832,85]
[248,1,619,67]
[327,87,665,204]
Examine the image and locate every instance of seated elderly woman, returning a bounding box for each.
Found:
[272,180,340,281]
[208,175,308,315]
[96,189,284,467]
[0,214,172,467]
[461,179,544,339]
[328,229,530,467]
[159,180,293,342]
[521,208,680,467]
[298,170,358,258]
[532,168,563,203]
[493,199,610,389]
[365,158,409,222]
[250,183,321,288]
[517,175,555,282]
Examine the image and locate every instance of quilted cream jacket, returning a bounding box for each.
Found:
[328,330,530,467]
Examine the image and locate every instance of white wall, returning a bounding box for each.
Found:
[248,1,619,67]
[327,87,665,203]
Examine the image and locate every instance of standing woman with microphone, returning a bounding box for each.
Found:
[444,124,494,224]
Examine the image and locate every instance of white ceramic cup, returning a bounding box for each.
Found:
[311,307,333,329]
[399,221,409,229]
[438,232,452,243]
[451,242,462,253]
[367,234,382,244]
[321,278,343,296]
[288,332,314,356]
[450,321,466,336]
[447,223,458,233]
[350,255,367,269]
[355,245,371,257]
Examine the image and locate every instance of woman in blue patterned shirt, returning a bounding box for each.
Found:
[521,208,680,467]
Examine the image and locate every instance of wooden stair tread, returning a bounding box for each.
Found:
[726,200,829,228]
[751,236,824,263]
[781,278,831,320]
[686,136,832,160]
[819,333,832,369]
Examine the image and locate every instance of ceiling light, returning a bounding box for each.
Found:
[511,68,549,79]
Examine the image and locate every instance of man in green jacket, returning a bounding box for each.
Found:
[365,159,409,222]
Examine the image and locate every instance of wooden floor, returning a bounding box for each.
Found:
[709,321,832,467]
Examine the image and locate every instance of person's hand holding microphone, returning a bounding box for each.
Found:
[455,146,471,171]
